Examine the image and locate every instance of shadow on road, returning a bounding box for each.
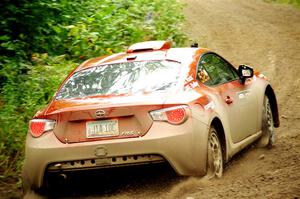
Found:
[26,163,184,198]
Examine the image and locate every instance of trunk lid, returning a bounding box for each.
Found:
[45,93,168,143]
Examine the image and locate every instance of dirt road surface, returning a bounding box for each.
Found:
[12,0,300,198]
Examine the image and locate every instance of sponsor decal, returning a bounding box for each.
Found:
[120,131,142,137]
[237,90,250,99]
[185,75,194,83]
[204,101,215,110]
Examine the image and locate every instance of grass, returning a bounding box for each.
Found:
[266,0,300,8]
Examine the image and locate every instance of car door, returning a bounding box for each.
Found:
[197,53,258,143]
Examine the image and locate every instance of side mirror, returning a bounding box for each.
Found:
[238,65,254,84]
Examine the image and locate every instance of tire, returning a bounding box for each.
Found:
[206,126,223,178]
[258,95,275,148]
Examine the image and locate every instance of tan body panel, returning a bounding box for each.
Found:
[23,118,208,188]
[198,77,273,162]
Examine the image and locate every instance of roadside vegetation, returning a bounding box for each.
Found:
[266,0,300,7]
[0,0,187,182]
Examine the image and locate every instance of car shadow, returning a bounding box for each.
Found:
[29,163,184,198]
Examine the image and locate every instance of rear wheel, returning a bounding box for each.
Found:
[258,95,274,148]
[206,126,223,178]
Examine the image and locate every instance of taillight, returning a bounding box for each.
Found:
[29,119,56,138]
[150,105,189,125]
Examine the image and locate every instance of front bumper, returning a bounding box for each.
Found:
[23,118,209,189]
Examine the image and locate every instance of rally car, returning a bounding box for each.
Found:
[22,40,279,193]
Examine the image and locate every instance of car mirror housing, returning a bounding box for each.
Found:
[238,65,254,84]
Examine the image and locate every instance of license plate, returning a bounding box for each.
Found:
[86,119,119,138]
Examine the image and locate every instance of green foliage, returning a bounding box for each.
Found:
[63,0,186,58]
[0,0,187,179]
[0,55,76,178]
[0,0,186,60]
[266,0,300,7]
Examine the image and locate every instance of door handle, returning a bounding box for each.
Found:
[225,96,233,104]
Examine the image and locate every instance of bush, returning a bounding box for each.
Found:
[265,0,300,7]
[63,0,187,58]
[0,55,77,178]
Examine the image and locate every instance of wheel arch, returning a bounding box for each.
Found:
[211,117,227,162]
[265,85,280,127]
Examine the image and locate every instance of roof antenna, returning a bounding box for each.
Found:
[191,42,198,48]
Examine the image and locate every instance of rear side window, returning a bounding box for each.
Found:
[197,53,238,86]
[56,60,181,100]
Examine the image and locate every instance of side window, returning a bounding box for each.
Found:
[197,53,238,86]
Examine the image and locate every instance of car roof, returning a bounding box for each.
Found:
[75,41,210,72]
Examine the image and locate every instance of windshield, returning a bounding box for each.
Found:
[56,60,182,100]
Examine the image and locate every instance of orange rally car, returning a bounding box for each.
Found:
[22,41,279,193]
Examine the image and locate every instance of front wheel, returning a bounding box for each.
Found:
[258,95,275,148]
[206,126,223,178]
